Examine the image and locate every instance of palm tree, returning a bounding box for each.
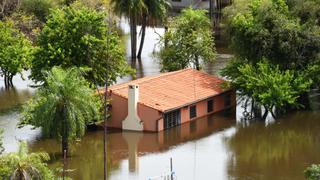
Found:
[137,0,170,59]
[111,0,146,60]
[0,141,54,179]
[20,67,100,157]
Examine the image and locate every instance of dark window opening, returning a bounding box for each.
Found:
[224,94,231,107]
[164,109,181,129]
[207,99,214,113]
[190,105,197,119]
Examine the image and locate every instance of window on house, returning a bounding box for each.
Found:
[164,109,181,129]
[190,105,197,119]
[207,99,214,113]
[224,94,231,107]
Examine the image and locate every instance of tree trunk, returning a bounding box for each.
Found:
[209,0,214,21]
[61,106,68,157]
[137,14,147,59]
[9,74,13,87]
[130,13,137,60]
[195,55,200,70]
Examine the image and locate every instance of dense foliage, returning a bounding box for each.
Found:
[0,142,54,179]
[30,4,131,85]
[221,59,312,117]
[158,8,216,71]
[304,164,320,180]
[0,20,33,88]
[21,67,101,155]
[20,0,60,22]
[223,0,320,70]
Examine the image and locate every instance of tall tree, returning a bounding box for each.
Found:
[0,20,33,88]
[30,4,131,86]
[0,141,54,179]
[158,8,216,71]
[111,0,146,60]
[137,0,170,59]
[20,67,101,156]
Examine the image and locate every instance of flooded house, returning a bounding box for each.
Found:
[106,68,236,132]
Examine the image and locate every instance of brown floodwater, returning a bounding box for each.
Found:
[1,20,320,180]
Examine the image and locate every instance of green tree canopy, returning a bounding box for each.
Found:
[30,4,131,86]
[0,20,33,88]
[221,59,312,117]
[21,67,101,155]
[224,0,320,69]
[0,141,54,179]
[158,8,216,71]
[20,0,61,22]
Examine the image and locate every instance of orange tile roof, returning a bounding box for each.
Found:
[108,68,228,112]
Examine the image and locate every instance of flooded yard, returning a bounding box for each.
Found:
[1,20,320,180]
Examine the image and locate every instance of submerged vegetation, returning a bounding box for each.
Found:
[222,0,320,119]
[158,8,216,71]
[0,142,54,179]
[20,67,101,156]
[0,0,320,179]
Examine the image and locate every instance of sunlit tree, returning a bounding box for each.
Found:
[158,8,216,71]
[0,20,33,88]
[20,67,101,156]
[0,141,54,179]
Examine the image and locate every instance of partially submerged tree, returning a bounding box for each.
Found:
[111,0,146,60]
[0,20,33,88]
[221,59,312,119]
[0,141,54,179]
[30,4,131,86]
[137,0,170,59]
[158,8,216,72]
[20,67,101,156]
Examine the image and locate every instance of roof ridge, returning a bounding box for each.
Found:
[110,68,193,91]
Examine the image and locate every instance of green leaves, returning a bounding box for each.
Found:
[0,141,54,179]
[21,67,101,142]
[31,5,131,86]
[225,0,320,70]
[158,8,216,72]
[305,164,320,180]
[222,59,312,112]
[0,21,33,87]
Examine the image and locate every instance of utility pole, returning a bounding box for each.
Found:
[103,8,112,180]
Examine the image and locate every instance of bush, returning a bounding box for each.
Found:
[304,164,320,180]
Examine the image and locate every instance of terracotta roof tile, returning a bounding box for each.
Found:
[107,68,228,112]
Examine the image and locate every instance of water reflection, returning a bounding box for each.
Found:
[226,111,320,180]
[28,113,235,179]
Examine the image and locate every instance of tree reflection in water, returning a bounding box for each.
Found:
[226,111,320,179]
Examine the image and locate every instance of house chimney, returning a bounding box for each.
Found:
[122,84,144,131]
